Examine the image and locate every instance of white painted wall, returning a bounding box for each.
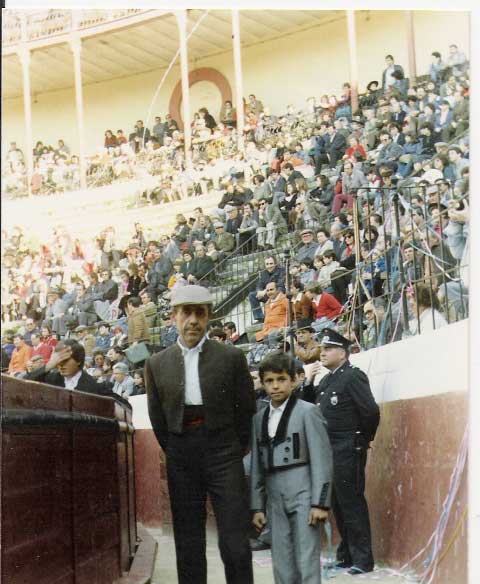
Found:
[129,319,469,430]
[2,11,469,156]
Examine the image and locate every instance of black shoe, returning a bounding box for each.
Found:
[347,566,373,575]
[336,560,352,569]
[250,539,270,551]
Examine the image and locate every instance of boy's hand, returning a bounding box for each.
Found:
[252,512,267,531]
[308,508,328,526]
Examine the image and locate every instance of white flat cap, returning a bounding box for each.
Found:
[170,285,214,307]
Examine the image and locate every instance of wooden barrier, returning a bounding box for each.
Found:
[1,374,143,584]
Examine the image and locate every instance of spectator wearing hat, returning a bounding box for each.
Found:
[255,281,289,343]
[213,222,236,254]
[75,325,96,357]
[295,229,318,264]
[112,362,135,398]
[145,285,255,584]
[126,297,150,346]
[8,334,33,376]
[294,326,321,364]
[225,205,243,240]
[256,199,287,250]
[312,329,380,575]
[360,81,381,108]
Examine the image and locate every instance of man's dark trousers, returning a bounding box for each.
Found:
[166,425,253,584]
[330,433,374,570]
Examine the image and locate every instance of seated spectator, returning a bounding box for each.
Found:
[256,199,287,250]
[44,287,69,338]
[434,100,454,143]
[213,222,236,254]
[363,297,401,349]
[159,311,179,349]
[171,214,191,249]
[40,324,58,349]
[104,130,118,149]
[314,228,334,257]
[8,334,33,376]
[187,244,215,285]
[332,161,368,214]
[305,282,343,333]
[225,205,243,239]
[249,255,286,323]
[299,259,316,285]
[398,131,423,177]
[324,123,347,168]
[209,327,227,342]
[376,132,403,172]
[223,322,242,345]
[112,362,135,398]
[23,318,40,346]
[255,282,289,342]
[407,282,448,335]
[238,202,258,253]
[308,174,334,212]
[74,325,96,357]
[132,369,146,395]
[390,69,409,98]
[294,325,321,364]
[317,250,342,293]
[343,136,367,164]
[147,246,173,301]
[291,279,314,328]
[95,321,114,352]
[295,228,318,264]
[220,100,236,127]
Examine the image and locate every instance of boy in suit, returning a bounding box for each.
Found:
[250,352,333,584]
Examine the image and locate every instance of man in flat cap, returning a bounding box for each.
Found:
[295,228,318,264]
[145,285,255,584]
[314,328,380,576]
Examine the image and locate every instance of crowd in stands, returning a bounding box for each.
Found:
[2,46,470,389]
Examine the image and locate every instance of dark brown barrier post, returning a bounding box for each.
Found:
[1,374,138,584]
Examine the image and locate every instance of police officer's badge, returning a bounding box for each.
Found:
[330,393,338,406]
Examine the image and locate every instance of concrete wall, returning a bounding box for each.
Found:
[2,10,470,155]
[132,318,469,582]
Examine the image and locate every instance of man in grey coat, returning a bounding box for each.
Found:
[256,199,288,249]
[251,352,333,584]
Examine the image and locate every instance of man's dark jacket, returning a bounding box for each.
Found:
[256,265,286,293]
[27,366,112,397]
[145,339,256,452]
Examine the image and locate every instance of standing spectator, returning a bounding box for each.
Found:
[382,54,404,93]
[152,116,166,146]
[127,297,150,346]
[314,329,380,575]
[446,44,467,77]
[220,100,237,127]
[8,334,33,375]
[429,51,446,85]
[145,285,255,584]
[247,94,264,116]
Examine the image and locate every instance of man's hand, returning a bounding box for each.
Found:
[308,508,328,526]
[306,361,322,383]
[256,290,266,300]
[252,512,267,531]
[45,346,72,372]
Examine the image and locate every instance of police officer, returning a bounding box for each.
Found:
[314,328,380,576]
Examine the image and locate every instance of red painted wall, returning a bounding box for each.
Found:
[134,392,468,583]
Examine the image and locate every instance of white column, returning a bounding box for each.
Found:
[69,36,87,190]
[346,11,359,115]
[19,47,33,196]
[405,11,417,86]
[176,10,192,170]
[231,9,245,151]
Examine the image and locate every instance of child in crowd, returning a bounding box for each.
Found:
[250,352,333,584]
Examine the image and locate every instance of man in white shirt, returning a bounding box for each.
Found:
[145,285,255,584]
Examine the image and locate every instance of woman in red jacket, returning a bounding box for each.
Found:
[305,282,343,332]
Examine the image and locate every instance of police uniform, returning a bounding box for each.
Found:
[314,329,380,575]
